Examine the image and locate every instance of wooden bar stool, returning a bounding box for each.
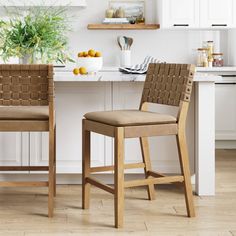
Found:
[0,64,56,217]
[82,63,195,228]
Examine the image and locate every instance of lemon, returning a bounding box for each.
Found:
[95,51,102,57]
[88,49,96,57]
[78,52,84,57]
[73,68,80,75]
[83,51,88,57]
[79,67,87,75]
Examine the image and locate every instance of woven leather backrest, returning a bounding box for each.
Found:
[141,63,195,107]
[0,64,54,106]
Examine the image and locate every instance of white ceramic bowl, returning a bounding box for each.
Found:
[77,57,103,73]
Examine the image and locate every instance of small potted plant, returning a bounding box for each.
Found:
[0,6,74,64]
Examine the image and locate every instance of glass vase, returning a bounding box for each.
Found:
[19,53,36,64]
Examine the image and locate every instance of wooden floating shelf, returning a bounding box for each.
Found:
[87,24,160,30]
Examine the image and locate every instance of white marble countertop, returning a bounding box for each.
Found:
[55,66,236,73]
[54,67,220,82]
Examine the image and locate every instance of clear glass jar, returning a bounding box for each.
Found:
[197,48,208,67]
[212,53,224,67]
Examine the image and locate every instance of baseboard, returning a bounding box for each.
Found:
[0,173,196,185]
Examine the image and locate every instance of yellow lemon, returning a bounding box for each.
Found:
[78,52,84,57]
[88,49,96,57]
[73,68,80,75]
[95,51,102,57]
[79,67,87,75]
[83,51,88,57]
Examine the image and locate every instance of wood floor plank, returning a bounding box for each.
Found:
[0,150,235,233]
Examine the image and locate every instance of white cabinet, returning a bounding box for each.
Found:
[29,82,112,173]
[200,0,234,28]
[157,0,235,29]
[0,132,29,172]
[157,0,199,28]
[215,84,236,140]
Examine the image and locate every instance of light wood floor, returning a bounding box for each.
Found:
[0,149,235,235]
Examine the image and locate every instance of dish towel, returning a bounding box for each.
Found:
[119,56,160,74]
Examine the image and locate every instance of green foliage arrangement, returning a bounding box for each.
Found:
[0,6,74,64]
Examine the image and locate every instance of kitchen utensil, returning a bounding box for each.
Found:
[123,36,133,50]
[127,37,133,50]
[123,37,133,50]
[124,36,129,50]
[117,37,122,50]
[118,36,133,50]
[117,36,126,50]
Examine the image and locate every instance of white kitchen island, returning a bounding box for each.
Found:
[0,68,217,196]
[53,68,218,196]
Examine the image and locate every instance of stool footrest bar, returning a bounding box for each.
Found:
[0,181,49,187]
[90,162,145,173]
[0,166,49,171]
[147,170,165,178]
[124,176,184,188]
[86,177,115,194]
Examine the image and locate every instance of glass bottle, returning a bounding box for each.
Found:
[207,41,214,59]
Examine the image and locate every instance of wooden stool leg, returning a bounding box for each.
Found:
[82,120,91,209]
[114,127,125,228]
[140,137,155,200]
[176,133,195,217]
[54,126,56,197]
[48,128,55,218]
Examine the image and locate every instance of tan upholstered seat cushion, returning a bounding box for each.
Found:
[84,110,176,126]
[0,106,49,120]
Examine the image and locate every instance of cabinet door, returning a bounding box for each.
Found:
[112,82,195,174]
[29,82,112,173]
[215,84,236,140]
[160,0,199,28]
[200,0,233,28]
[0,133,22,167]
[0,132,29,171]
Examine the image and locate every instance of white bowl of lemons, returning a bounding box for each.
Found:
[73,49,103,75]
